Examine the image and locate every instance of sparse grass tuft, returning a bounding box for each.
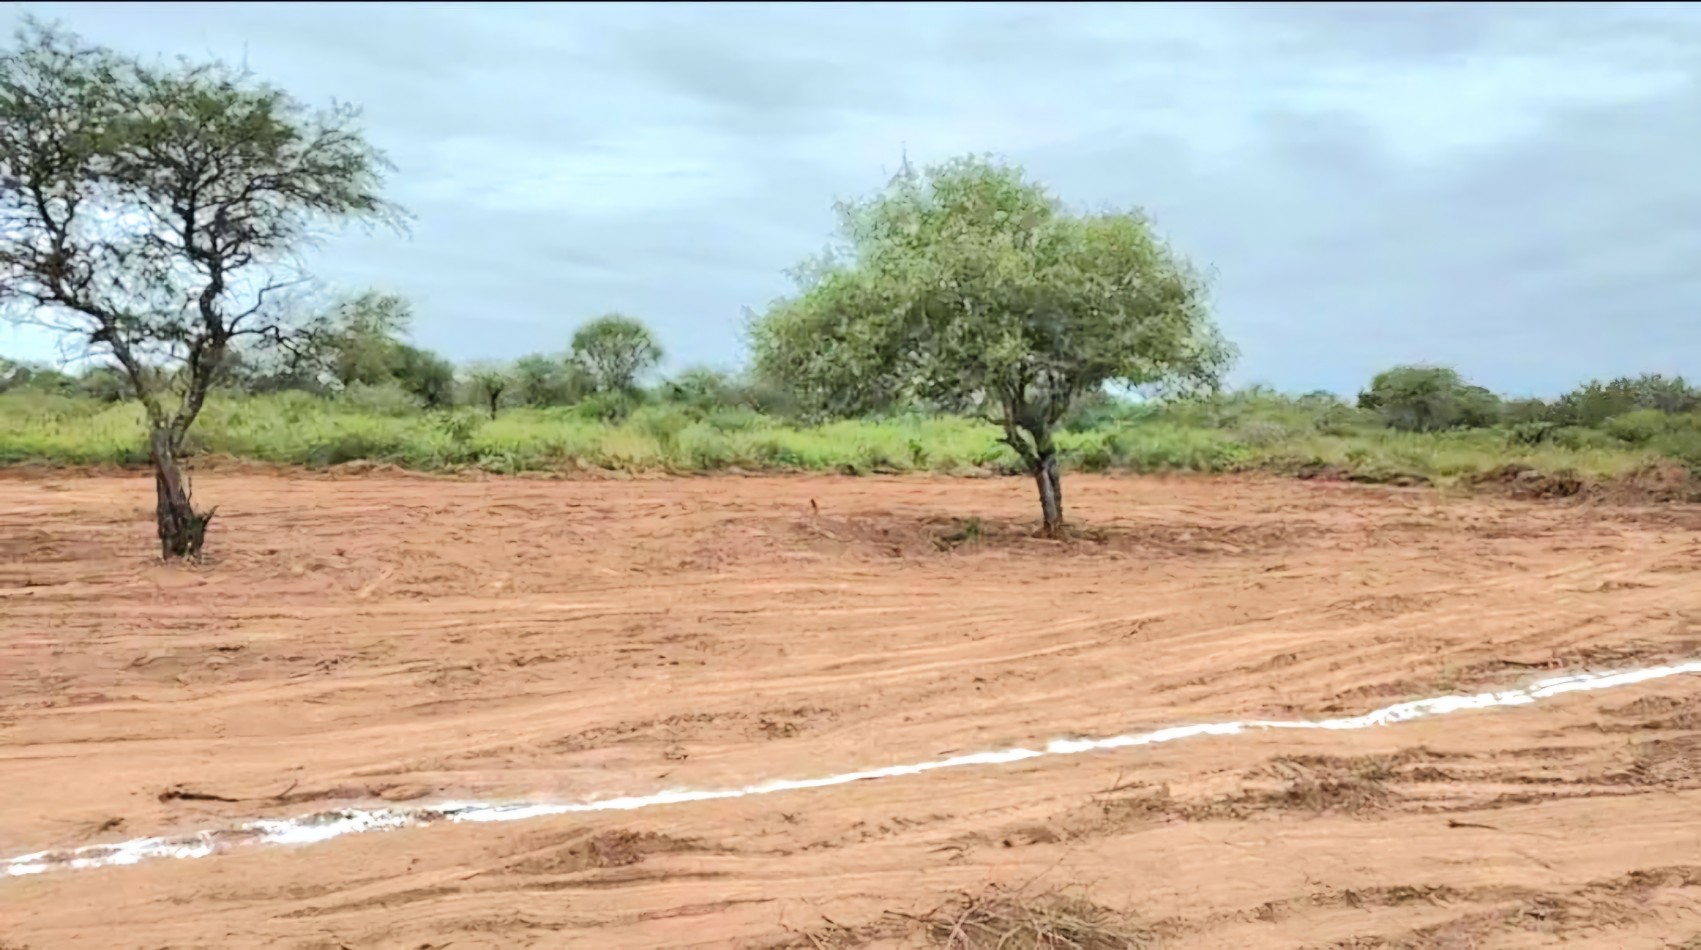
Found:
[766,885,1152,950]
[922,886,1154,950]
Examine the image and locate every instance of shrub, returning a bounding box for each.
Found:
[1604,408,1672,446]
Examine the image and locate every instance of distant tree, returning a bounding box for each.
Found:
[389,344,455,408]
[0,21,398,557]
[663,366,735,409]
[571,313,662,395]
[750,155,1230,534]
[0,359,76,394]
[320,291,412,389]
[77,363,133,402]
[1552,374,1700,427]
[1500,397,1554,426]
[463,361,510,419]
[1358,366,1500,432]
[511,352,589,407]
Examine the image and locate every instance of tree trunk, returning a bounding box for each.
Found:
[1034,450,1063,536]
[488,394,499,419]
[149,427,213,559]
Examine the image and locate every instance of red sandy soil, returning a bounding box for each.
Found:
[2,472,1700,949]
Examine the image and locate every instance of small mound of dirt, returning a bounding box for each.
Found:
[1293,461,1351,482]
[1471,461,1701,505]
[1601,694,1701,732]
[1471,464,1587,500]
[791,512,1310,560]
[1615,735,1701,787]
[502,830,700,876]
[1252,775,1397,815]
[1594,461,1701,504]
[327,459,410,478]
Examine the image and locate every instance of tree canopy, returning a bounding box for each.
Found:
[750,154,1231,532]
[0,19,398,555]
[1357,365,1500,432]
[570,313,662,394]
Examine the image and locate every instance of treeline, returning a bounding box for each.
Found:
[5,312,1699,447]
[1342,365,1701,463]
[0,292,790,421]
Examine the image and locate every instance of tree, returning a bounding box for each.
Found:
[463,361,510,419]
[750,155,1230,534]
[389,344,454,408]
[319,290,411,388]
[570,313,662,394]
[511,352,589,407]
[1357,366,1500,432]
[0,21,398,557]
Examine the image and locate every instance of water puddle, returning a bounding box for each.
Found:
[8,658,1699,878]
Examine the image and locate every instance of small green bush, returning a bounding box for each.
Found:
[1604,408,1671,446]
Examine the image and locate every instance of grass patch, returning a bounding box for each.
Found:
[0,389,1685,488]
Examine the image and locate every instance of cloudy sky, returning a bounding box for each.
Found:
[4,2,1699,397]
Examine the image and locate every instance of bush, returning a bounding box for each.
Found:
[1359,365,1500,432]
[1604,408,1671,446]
[1507,421,1559,446]
[573,390,641,423]
[338,381,423,416]
[1653,430,1701,471]
[626,404,693,449]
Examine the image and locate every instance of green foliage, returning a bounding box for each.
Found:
[0,387,1686,488]
[1550,374,1701,427]
[661,365,798,417]
[1506,421,1559,446]
[389,344,455,408]
[1358,365,1501,432]
[570,314,663,395]
[337,381,422,417]
[511,353,589,407]
[749,153,1230,529]
[318,291,414,388]
[753,155,1230,429]
[462,361,511,419]
[0,18,398,438]
[572,389,643,423]
[1603,408,1672,446]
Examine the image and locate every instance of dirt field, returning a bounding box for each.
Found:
[2,471,1700,949]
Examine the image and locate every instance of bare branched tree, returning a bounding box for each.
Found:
[0,20,402,557]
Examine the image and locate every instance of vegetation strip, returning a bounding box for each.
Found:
[8,657,1698,879]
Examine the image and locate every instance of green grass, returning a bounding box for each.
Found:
[0,388,1680,485]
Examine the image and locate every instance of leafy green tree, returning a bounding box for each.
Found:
[389,344,455,408]
[511,352,590,407]
[463,361,511,419]
[750,154,1230,533]
[1357,366,1501,432]
[1500,397,1554,426]
[571,313,662,395]
[320,291,412,388]
[0,20,398,557]
[663,366,735,410]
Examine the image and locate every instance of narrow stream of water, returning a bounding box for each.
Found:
[8,658,1699,878]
